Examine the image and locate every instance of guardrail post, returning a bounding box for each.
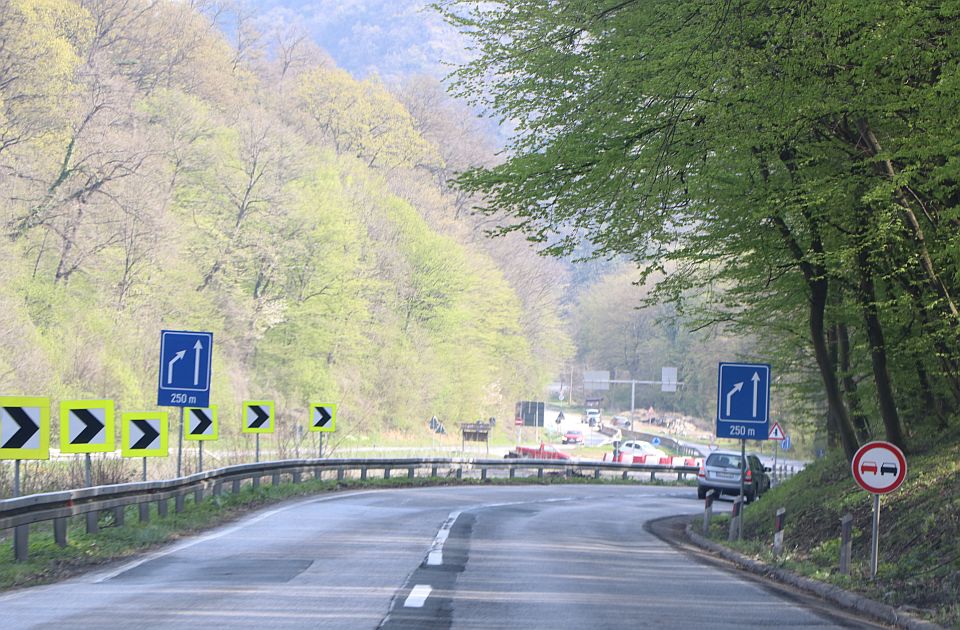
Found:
[594,468,601,479]
[213,481,222,497]
[457,467,463,480]
[252,476,260,490]
[314,467,323,481]
[839,513,853,575]
[481,468,487,481]
[86,511,99,534]
[728,496,743,542]
[194,486,203,504]
[509,467,515,479]
[384,468,391,480]
[54,518,67,547]
[650,471,656,482]
[14,525,29,561]
[703,490,715,535]
[175,493,185,513]
[271,473,280,486]
[113,506,125,527]
[537,467,543,479]
[337,467,345,481]
[360,467,367,481]
[677,471,684,481]
[158,498,168,517]
[139,503,150,523]
[407,467,415,479]
[430,465,438,477]
[292,471,302,484]
[232,479,241,494]
[773,507,786,556]
[622,470,629,480]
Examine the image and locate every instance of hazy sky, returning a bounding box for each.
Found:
[255,0,469,81]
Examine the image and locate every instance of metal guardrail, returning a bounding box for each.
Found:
[0,457,697,561]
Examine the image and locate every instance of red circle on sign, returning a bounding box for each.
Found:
[851,441,907,494]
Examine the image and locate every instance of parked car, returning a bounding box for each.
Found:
[619,440,667,459]
[611,415,632,428]
[562,430,584,445]
[697,450,771,502]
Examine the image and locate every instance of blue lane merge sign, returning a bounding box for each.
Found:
[716,362,770,440]
[157,330,213,407]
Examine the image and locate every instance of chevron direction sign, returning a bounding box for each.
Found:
[60,400,115,454]
[309,403,336,432]
[0,397,50,460]
[184,406,218,441]
[242,401,274,433]
[121,412,168,457]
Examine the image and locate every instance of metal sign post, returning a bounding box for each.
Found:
[851,441,907,579]
[738,439,746,540]
[177,407,184,477]
[13,460,20,497]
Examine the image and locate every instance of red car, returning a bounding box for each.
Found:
[563,430,584,445]
[507,444,572,460]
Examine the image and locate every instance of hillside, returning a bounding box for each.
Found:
[0,0,571,489]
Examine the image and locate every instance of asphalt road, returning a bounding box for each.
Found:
[0,485,883,629]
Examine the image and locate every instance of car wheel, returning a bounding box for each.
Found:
[745,490,755,503]
[697,486,707,500]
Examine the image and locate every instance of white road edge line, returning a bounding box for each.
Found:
[426,510,461,566]
[89,490,381,584]
[404,584,432,608]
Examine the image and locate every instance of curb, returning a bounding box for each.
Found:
[684,523,944,630]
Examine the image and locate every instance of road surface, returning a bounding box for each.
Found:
[0,485,881,629]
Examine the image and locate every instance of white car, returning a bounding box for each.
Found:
[619,440,667,459]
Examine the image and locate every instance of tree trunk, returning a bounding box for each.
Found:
[855,246,907,450]
[837,322,872,442]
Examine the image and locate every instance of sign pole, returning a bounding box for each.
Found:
[870,493,881,578]
[198,440,204,473]
[738,438,746,540]
[84,453,92,487]
[256,433,260,463]
[142,457,147,482]
[318,433,323,458]
[13,460,20,497]
[176,407,184,477]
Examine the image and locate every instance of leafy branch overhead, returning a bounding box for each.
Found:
[436,0,960,456]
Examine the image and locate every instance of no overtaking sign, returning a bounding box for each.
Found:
[852,441,907,494]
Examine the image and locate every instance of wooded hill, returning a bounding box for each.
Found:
[0,0,571,453]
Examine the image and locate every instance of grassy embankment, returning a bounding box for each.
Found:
[701,435,960,628]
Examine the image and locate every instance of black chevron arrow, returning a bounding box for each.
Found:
[2,407,39,449]
[314,406,332,428]
[131,419,160,450]
[190,408,212,434]
[71,409,105,444]
[248,405,270,428]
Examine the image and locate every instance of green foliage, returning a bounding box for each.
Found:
[436,0,960,453]
[0,0,573,479]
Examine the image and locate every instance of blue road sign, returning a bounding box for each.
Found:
[716,362,770,440]
[782,436,791,450]
[651,437,661,447]
[157,330,213,407]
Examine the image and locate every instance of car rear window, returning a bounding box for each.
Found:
[706,454,742,469]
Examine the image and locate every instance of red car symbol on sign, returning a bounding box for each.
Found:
[860,461,878,475]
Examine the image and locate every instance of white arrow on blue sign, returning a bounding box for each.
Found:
[716,362,771,440]
[157,330,213,407]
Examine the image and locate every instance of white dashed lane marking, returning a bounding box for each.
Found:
[403,584,432,608]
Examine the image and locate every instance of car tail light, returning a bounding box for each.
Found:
[745,468,752,482]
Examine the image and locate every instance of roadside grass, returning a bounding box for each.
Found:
[700,436,960,628]
[0,472,689,590]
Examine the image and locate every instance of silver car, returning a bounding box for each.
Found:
[697,450,770,502]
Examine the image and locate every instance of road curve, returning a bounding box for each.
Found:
[0,485,881,629]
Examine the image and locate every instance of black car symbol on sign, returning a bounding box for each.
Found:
[880,463,898,476]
